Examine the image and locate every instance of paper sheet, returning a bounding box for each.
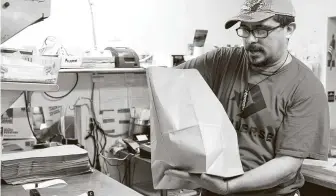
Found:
[1,145,88,161]
[22,179,67,190]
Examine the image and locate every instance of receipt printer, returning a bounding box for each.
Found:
[105,47,140,68]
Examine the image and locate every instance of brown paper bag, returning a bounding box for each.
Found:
[146,67,244,190]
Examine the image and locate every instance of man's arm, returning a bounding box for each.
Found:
[228,155,303,194]
[165,155,303,195]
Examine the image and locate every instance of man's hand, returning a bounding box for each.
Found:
[165,169,230,195]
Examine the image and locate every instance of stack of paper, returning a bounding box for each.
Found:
[1,145,92,185]
[82,56,115,68]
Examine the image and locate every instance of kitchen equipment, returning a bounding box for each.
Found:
[128,118,150,143]
[104,47,140,68]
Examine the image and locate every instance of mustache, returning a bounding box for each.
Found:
[246,45,264,52]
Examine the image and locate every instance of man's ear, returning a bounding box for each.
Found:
[285,23,296,39]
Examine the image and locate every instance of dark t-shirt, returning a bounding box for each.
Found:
[177,47,330,195]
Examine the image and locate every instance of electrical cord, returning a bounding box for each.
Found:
[74,83,121,176]
[122,164,127,184]
[44,73,79,99]
[117,165,121,182]
[131,158,137,186]
[91,82,103,171]
[86,121,97,168]
[93,121,101,171]
[83,82,108,172]
[104,159,124,167]
[23,92,43,143]
[99,153,133,161]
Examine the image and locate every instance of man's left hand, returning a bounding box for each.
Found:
[165,169,230,195]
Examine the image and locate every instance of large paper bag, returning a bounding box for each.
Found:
[146,67,244,190]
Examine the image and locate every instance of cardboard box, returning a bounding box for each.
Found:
[1,106,63,139]
[1,108,35,139]
[41,105,63,127]
[2,138,36,153]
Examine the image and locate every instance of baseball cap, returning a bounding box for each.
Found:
[225,0,296,29]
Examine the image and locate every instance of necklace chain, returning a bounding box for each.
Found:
[241,52,290,111]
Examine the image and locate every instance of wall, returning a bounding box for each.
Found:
[1,0,243,64]
[2,0,336,80]
[290,0,336,89]
[326,18,336,129]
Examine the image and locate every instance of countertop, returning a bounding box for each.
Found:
[1,170,143,196]
[301,158,336,190]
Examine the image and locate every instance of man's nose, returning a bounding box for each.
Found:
[245,33,258,44]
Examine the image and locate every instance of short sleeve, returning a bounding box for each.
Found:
[276,88,330,161]
[176,47,233,89]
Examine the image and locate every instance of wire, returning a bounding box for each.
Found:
[131,158,137,186]
[91,82,104,171]
[23,92,43,143]
[104,159,124,167]
[99,153,133,161]
[122,163,127,184]
[89,132,97,167]
[103,157,108,174]
[44,73,79,99]
[117,165,121,182]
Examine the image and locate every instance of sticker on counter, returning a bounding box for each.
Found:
[328,91,335,102]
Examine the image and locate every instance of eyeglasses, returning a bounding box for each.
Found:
[236,25,282,38]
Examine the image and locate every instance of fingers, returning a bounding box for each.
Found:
[165,169,190,178]
[165,170,201,183]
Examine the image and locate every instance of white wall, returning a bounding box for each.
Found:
[1,0,242,63]
[2,0,336,74]
[2,0,336,68]
[326,18,336,129]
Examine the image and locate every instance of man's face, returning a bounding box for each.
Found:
[241,18,288,66]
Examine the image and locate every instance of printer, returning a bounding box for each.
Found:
[105,47,140,68]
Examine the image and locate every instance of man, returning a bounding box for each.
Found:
[165,0,330,195]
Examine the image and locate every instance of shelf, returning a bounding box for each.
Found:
[59,68,146,74]
[1,82,59,92]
